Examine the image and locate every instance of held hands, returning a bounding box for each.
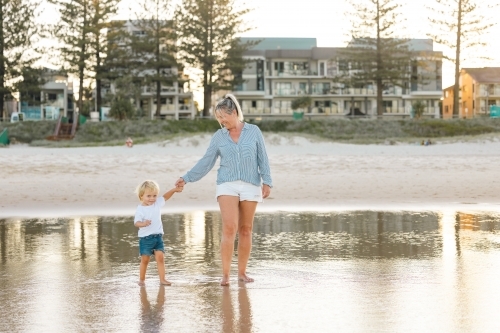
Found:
[173,185,184,193]
[262,184,271,199]
[175,178,186,188]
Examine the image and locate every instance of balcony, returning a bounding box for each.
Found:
[334,88,376,95]
[143,86,177,94]
[271,70,311,77]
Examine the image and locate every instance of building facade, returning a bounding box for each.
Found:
[230,38,443,118]
[442,67,500,119]
[20,68,75,121]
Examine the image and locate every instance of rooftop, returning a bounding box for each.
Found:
[463,67,500,83]
[241,37,317,50]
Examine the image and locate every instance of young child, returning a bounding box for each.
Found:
[134,180,183,286]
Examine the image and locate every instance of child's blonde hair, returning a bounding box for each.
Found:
[135,180,159,199]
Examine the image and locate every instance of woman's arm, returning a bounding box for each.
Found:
[256,128,273,188]
[181,133,220,183]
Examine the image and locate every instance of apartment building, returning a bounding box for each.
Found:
[442,67,500,119]
[104,20,195,120]
[19,68,75,121]
[231,38,442,118]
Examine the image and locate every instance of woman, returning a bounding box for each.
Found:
[175,94,272,286]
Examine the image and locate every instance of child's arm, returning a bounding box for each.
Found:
[163,186,183,201]
[135,220,151,228]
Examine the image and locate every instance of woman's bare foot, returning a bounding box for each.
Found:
[220,275,230,286]
[138,280,145,286]
[238,273,254,283]
[160,280,172,286]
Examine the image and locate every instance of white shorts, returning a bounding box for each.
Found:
[216,180,263,202]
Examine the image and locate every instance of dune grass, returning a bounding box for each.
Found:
[2,117,500,146]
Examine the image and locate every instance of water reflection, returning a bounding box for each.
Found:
[140,286,165,333]
[221,283,252,333]
[1,210,500,332]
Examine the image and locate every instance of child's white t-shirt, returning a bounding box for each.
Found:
[134,197,166,237]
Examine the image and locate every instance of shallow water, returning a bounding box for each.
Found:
[1,210,500,332]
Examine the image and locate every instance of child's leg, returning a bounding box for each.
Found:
[154,250,171,285]
[139,255,150,286]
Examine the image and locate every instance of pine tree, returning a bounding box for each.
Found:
[50,0,92,116]
[14,67,45,106]
[427,0,498,116]
[88,0,120,115]
[0,0,42,116]
[339,0,413,117]
[129,0,177,118]
[175,0,252,117]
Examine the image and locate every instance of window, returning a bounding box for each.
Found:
[319,62,326,76]
[256,60,264,91]
[274,62,284,73]
[251,101,257,108]
[275,82,292,95]
[298,82,308,94]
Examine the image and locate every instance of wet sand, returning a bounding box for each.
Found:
[2,211,500,332]
[1,133,500,218]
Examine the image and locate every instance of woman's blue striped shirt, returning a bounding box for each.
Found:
[182,123,273,187]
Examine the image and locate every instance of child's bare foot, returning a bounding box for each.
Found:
[238,273,254,283]
[220,275,230,286]
[160,280,172,286]
[138,280,145,286]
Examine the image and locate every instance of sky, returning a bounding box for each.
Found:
[39,0,500,98]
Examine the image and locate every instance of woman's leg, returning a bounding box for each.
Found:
[154,250,171,285]
[218,195,240,286]
[237,201,258,282]
[139,255,150,286]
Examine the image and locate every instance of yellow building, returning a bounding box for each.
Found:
[442,67,500,119]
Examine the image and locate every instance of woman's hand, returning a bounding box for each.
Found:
[262,184,271,199]
[175,178,186,188]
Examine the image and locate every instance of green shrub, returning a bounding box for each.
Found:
[2,117,500,146]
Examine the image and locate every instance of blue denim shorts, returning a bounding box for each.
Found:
[138,234,164,256]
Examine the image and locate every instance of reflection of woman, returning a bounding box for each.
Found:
[222,283,252,333]
[175,94,273,286]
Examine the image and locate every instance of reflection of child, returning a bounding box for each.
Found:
[134,180,183,286]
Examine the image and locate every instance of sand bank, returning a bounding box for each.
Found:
[2,133,500,218]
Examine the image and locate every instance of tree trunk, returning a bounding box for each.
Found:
[375,0,383,118]
[156,79,161,118]
[155,6,161,119]
[95,6,102,115]
[453,0,462,118]
[376,78,384,117]
[203,82,211,117]
[0,4,5,119]
[96,47,101,115]
[202,2,213,118]
[78,2,88,117]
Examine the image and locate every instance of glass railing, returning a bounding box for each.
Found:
[20,106,42,120]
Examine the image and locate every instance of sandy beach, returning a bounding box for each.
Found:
[2,133,500,218]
